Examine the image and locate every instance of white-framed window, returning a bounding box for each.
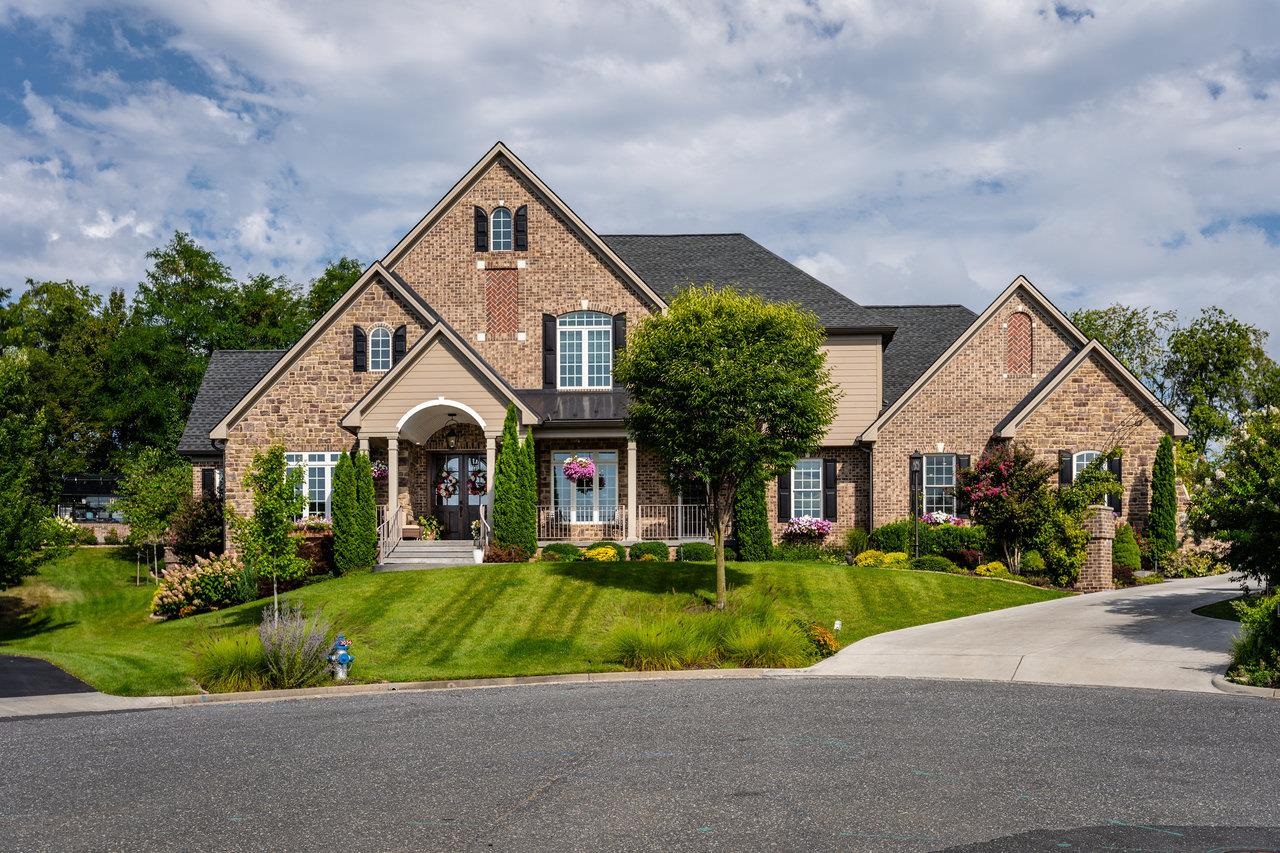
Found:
[1073,450,1101,480]
[924,454,956,515]
[285,452,342,518]
[369,326,392,372]
[491,207,513,251]
[790,458,823,517]
[552,450,619,523]
[557,311,612,388]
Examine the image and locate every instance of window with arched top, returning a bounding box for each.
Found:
[369,326,392,372]
[558,311,612,388]
[1073,450,1101,479]
[1006,311,1032,374]
[491,207,513,251]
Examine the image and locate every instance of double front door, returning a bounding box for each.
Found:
[432,453,486,540]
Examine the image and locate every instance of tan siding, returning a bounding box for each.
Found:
[358,340,512,435]
[822,335,881,443]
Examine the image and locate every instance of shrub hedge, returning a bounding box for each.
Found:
[539,543,581,562]
[675,542,717,562]
[1113,523,1141,571]
[870,519,987,561]
[588,540,627,561]
[910,555,961,573]
[628,541,671,561]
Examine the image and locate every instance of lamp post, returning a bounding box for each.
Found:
[910,451,923,559]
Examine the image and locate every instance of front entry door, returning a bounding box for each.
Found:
[432,453,486,540]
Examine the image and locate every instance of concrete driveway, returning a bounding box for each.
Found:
[810,574,1244,692]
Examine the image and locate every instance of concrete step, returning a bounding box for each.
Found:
[375,561,476,572]
[392,544,476,555]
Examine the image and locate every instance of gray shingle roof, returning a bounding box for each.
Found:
[862,305,977,410]
[177,350,284,456]
[602,234,890,329]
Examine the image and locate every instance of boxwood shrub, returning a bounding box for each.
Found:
[628,541,671,561]
[588,540,628,561]
[772,542,823,562]
[675,542,716,562]
[539,543,582,562]
[910,555,962,573]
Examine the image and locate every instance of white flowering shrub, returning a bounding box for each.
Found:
[151,554,248,619]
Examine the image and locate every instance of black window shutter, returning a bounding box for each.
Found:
[474,206,488,252]
[1058,449,1072,485]
[542,313,556,388]
[955,454,971,517]
[777,471,791,521]
[514,205,528,251]
[822,458,837,521]
[611,313,626,386]
[353,325,367,372]
[392,325,407,365]
[200,467,216,498]
[1107,456,1123,513]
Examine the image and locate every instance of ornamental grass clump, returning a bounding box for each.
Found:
[151,554,248,619]
[192,635,267,693]
[258,601,332,689]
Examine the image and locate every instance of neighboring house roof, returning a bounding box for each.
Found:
[601,233,893,331]
[861,304,977,409]
[382,141,666,311]
[209,261,432,441]
[178,350,284,455]
[995,340,1189,439]
[859,276,1091,443]
[517,389,630,423]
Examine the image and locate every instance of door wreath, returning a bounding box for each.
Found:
[435,467,459,500]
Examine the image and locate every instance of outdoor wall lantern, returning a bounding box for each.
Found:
[445,413,459,450]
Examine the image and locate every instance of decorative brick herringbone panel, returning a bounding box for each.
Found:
[1006,311,1032,374]
[485,269,518,335]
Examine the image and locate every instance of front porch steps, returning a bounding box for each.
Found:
[376,539,477,572]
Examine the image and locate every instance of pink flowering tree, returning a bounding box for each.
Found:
[956,443,1055,573]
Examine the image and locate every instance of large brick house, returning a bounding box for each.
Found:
[178,142,1187,557]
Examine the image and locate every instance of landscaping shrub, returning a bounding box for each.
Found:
[853,549,885,567]
[539,543,581,562]
[295,527,335,577]
[1113,563,1136,587]
[151,554,248,619]
[331,451,362,575]
[881,552,909,567]
[953,548,983,570]
[74,525,98,545]
[582,545,621,562]
[1021,550,1045,573]
[103,528,121,545]
[352,452,379,568]
[975,561,1011,578]
[910,555,961,573]
[732,472,773,562]
[169,494,224,565]
[844,528,869,556]
[628,541,670,561]
[607,615,716,670]
[1113,523,1141,571]
[1149,434,1178,558]
[772,542,823,562]
[722,618,813,668]
[870,520,913,553]
[258,602,332,689]
[588,540,628,561]
[1228,593,1280,688]
[929,523,987,559]
[819,542,850,564]
[484,544,529,563]
[192,635,267,693]
[675,542,716,562]
[1134,574,1164,585]
[1159,548,1223,578]
[797,620,839,658]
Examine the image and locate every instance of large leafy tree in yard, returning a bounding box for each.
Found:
[1188,408,1280,591]
[1071,304,1177,403]
[0,351,53,590]
[305,257,364,323]
[616,285,838,609]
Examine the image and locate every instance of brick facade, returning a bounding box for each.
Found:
[765,446,870,542]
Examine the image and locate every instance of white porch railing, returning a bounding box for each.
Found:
[377,506,404,563]
[537,504,626,541]
[636,504,708,541]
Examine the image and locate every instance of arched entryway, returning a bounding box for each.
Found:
[395,401,493,540]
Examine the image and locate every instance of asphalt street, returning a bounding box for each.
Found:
[2,677,1277,852]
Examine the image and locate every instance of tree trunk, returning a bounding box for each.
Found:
[708,482,735,610]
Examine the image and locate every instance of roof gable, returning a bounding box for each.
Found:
[177,350,284,455]
[209,262,432,441]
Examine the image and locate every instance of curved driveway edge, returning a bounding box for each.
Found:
[808,574,1243,693]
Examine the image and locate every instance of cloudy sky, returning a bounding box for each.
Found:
[2,1,1279,345]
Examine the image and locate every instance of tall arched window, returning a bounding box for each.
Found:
[1072,450,1101,479]
[369,327,392,372]
[1006,311,1032,374]
[558,311,612,388]
[491,207,513,251]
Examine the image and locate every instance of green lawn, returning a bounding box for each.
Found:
[0,547,1067,696]
[1193,595,1246,622]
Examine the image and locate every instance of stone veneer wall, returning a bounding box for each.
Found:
[389,157,658,388]
[223,279,428,519]
[871,291,1078,527]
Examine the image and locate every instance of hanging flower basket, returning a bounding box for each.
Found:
[435,467,459,501]
[562,455,596,483]
[783,515,833,542]
[467,466,487,496]
[370,461,388,481]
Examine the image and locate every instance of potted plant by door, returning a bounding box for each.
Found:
[471,519,484,564]
[418,515,443,541]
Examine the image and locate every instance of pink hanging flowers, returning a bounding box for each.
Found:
[562,455,596,483]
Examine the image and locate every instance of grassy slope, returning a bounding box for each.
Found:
[0,548,1066,696]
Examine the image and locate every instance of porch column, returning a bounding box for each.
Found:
[485,435,497,499]
[358,436,370,455]
[386,437,399,519]
[627,440,638,542]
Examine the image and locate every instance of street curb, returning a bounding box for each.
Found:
[1211,673,1279,699]
[2,668,780,719]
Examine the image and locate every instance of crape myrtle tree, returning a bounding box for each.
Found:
[616,285,838,609]
[957,443,1055,573]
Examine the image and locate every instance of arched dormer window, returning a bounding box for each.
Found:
[369,326,392,372]
[558,311,612,388]
[491,207,513,252]
[1006,311,1032,375]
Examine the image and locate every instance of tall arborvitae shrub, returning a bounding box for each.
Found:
[1150,434,1178,557]
[518,426,539,553]
[353,451,379,569]
[732,470,773,561]
[331,452,360,574]
[492,404,523,549]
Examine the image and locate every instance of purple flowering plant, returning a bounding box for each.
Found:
[562,455,596,482]
[784,515,833,541]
